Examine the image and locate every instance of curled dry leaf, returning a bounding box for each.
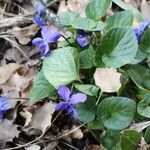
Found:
[25,144,41,150]
[12,24,39,45]
[0,63,21,84]
[23,102,56,136]
[0,62,37,100]
[141,0,150,19]
[0,119,20,148]
[70,125,83,139]
[94,68,121,93]
[58,0,89,17]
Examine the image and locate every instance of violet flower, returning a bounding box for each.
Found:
[56,85,87,117]
[133,19,150,42]
[0,96,11,119]
[76,29,89,48]
[32,26,61,56]
[34,3,46,26]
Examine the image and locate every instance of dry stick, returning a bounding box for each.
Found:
[5,123,85,150]
[60,140,80,150]
[47,0,63,7]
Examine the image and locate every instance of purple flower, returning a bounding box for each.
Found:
[0,96,11,119]
[33,3,46,26]
[56,85,87,117]
[76,29,89,48]
[32,26,61,56]
[133,19,150,42]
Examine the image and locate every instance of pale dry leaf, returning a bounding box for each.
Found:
[70,125,83,139]
[57,1,68,15]
[0,63,21,84]
[43,141,58,150]
[139,137,150,150]
[58,0,89,17]
[130,121,150,132]
[24,102,56,136]
[0,119,20,148]
[13,24,39,45]
[0,63,37,99]
[141,0,150,19]
[25,144,41,150]
[20,109,33,127]
[94,68,121,93]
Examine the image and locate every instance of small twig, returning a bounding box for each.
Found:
[61,140,80,150]
[47,0,63,7]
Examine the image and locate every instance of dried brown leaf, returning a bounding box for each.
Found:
[94,68,121,93]
[0,119,20,148]
[24,102,56,136]
[13,24,39,45]
[0,63,21,84]
[141,0,150,19]
[58,0,89,17]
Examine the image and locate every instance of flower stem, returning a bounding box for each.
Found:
[96,91,103,105]
[61,34,71,45]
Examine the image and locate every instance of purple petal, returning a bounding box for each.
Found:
[37,3,45,15]
[58,85,71,101]
[38,41,50,56]
[41,26,61,43]
[77,29,86,36]
[0,96,11,113]
[55,102,76,117]
[69,93,87,105]
[32,38,50,56]
[33,15,46,26]
[76,35,89,48]
[0,112,4,119]
[67,107,77,117]
[32,37,44,46]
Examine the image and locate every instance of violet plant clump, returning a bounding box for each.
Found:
[29,1,150,149]
[55,85,87,117]
[0,96,11,119]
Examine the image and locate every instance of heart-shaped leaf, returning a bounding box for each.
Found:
[43,47,80,88]
[97,97,136,130]
[95,27,138,68]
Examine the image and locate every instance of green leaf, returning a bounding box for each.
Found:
[130,48,147,64]
[105,10,133,31]
[121,130,141,150]
[101,130,120,150]
[127,65,150,90]
[137,94,150,118]
[59,12,78,26]
[97,97,136,130]
[144,126,150,143]
[74,84,99,96]
[43,47,80,88]
[79,47,95,69]
[92,21,106,31]
[86,0,112,20]
[76,97,97,123]
[29,71,56,100]
[140,29,150,54]
[87,119,104,130]
[71,17,97,30]
[95,27,138,68]
[112,0,142,21]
